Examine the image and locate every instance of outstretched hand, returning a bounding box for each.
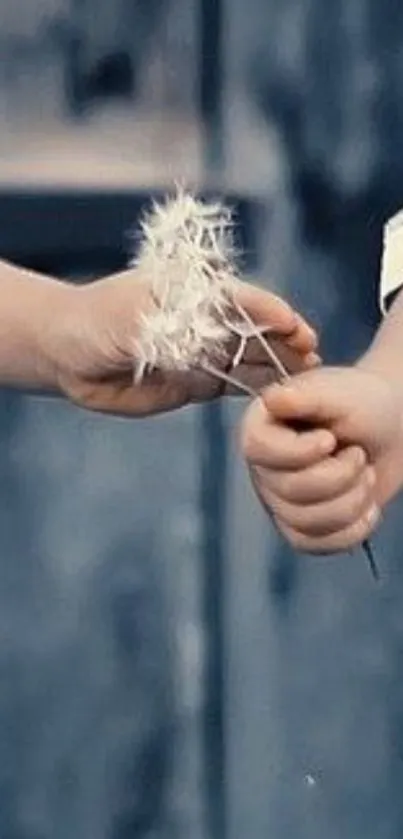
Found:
[57,270,319,417]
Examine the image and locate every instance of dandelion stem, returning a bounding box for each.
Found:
[363,539,380,582]
[233,299,290,381]
[201,360,258,398]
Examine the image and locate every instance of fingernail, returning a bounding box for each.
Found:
[366,504,380,527]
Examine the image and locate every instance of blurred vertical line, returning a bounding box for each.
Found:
[198,2,227,839]
[199,0,224,175]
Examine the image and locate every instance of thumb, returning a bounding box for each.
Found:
[260,368,361,431]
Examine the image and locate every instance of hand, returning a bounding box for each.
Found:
[55,270,319,417]
[240,366,403,554]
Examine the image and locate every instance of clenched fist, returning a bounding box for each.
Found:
[241,366,403,554]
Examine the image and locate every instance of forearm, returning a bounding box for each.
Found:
[0,259,75,391]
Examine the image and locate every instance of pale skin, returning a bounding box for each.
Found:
[0,259,318,416]
[241,289,403,555]
[7,257,403,557]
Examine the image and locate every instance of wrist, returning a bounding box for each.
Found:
[356,354,403,503]
[30,276,81,392]
[357,349,403,408]
[44,269,151,398]
[357,289,403,401]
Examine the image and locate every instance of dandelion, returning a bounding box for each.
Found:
[130,188,378,581]
[131,187,287,392]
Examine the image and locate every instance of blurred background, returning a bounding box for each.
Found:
[1,1,403,838]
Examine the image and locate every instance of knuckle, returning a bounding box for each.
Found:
[276,472,298,500]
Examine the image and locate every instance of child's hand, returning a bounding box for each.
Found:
[240,367,403,554]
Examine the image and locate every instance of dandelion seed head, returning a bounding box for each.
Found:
[131,189,242,375]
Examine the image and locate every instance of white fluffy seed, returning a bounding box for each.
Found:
[131,189,242,376]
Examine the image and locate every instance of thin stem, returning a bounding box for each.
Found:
[233,299,290,382]
[201,360,258,398]
[363,539,380,582]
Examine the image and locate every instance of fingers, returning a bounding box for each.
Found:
[247,444,380,554]
[282,312,319,357]
[258,460,376,537]
[221,357,317,396]
[228,285,321,393]
[241,397,336,469]
[241,334,321,373]
[241,395,381,555]
[260,380,327,424]
[257,445,367,504]
[277,506,380,555]
[234,282,296,332]
[234,282,318,355]
[259,370,363,430]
